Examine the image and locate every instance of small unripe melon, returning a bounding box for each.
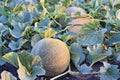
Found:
[31,38,70,76]
[68,17,91,35]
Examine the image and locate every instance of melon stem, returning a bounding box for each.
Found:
[50,65,80,80]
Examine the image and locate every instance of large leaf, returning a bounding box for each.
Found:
[99,62,120,80]
[13,11,32,23]
[17,51,45,80]
[87,44,107,66]
[70,43,85,67]
[78,29,107,46]
[18,51,43,73]
[1,52,18,68]
[17,57,35,80]
[79,20,100,36]
[18,51,34,73]
[10,20,27,38]
[8,38,27,51]
[1,71,17,80]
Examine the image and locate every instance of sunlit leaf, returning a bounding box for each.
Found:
[79,20,100,36]
[78,29,107,46]
[1,71,17,80]
[17,51,45,80]
[54,5,66,19]
[61,32,76,42]
[87,44,107,66]
[1,52,18,68]
[42,28,57,38]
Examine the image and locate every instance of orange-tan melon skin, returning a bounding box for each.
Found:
[31,38,70,76]
[68,17,91,40]
[68,17,91,34]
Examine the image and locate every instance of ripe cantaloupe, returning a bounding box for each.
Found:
[68,17,91,35]
[68,17,91,41]
[31,38,70,76]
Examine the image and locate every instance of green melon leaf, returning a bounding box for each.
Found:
[9,21,27,38]
[17,51,45,80]
[78,29,107,46]
[8,38,28,51]
[61,32,76,42]
[42,28,57,38]
[99,62,120,80]
[78,64,92,74]
[13,11,32,23]
[87,44,107,66]
[70,43,85,67]
[1,52,18,68]
[31,34,41,47]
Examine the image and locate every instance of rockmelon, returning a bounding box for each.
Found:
[66,6,87,17]
[68,17,91,35]
[31,38,70,76]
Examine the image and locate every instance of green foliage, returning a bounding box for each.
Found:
[61,32,76,42]
[78,64,92,74]
[70,43,85,67]
[87,44,108,66]
[78,29,107,46]
[8,38,27,51]
[2,52,18,68]
[99,62,120,80]
[2,51,45,80]
[79,20,100,36]
[0,0,120,80]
